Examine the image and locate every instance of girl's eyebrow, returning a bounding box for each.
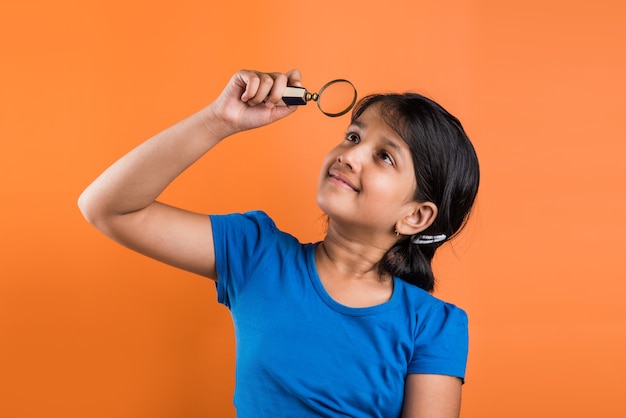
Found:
[381,136,402,152]
[349,120,365,130]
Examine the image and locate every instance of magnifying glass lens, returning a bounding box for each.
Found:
[317,80,357,117]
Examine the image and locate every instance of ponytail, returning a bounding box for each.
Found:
[379,237,439,293]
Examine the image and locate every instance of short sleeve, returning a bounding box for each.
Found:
[209,211,279,309]
[407,302,469,381]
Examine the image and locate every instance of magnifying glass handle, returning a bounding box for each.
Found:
[279,86,308,106]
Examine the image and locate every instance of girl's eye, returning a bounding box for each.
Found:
[379,151,394,166]
[345,132,360,144]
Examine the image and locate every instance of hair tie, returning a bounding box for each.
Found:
[412,234,447,245]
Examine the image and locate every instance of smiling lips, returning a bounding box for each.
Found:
[328,169,359,192]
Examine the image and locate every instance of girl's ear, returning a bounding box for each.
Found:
[395,202,438,236]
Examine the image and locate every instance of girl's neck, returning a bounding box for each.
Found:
[317,238,384,280]
[314,233,394,308]
[318,221,394,279]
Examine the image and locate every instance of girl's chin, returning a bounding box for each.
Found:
[316,195,343,216]
[316,203,354,225]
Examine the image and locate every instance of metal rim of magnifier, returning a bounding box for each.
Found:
[316,79,358,117]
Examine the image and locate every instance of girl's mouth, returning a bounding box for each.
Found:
[328,170,359,192]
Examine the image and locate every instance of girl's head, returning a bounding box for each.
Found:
[351,93,480,292]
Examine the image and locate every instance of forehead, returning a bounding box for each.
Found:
[352,105,408,149]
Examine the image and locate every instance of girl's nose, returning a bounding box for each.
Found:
[336,154,349,168]
[336,146,362,171]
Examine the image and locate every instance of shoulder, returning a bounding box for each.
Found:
[210,210,304,262]
[397,280,468,327]
[397,280,469,379]
[210,210,277,232]
[417,287,467,341]
[211,211,305,308]
[209,210,297,243]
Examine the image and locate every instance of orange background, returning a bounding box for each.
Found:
[1,0,625,417]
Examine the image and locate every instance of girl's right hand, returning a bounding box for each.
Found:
[205,69,303,138]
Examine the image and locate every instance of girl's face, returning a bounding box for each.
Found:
[317,105,419,237]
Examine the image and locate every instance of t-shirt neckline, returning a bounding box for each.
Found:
[305,243,401,317]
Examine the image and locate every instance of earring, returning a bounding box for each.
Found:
[395,229,400,237]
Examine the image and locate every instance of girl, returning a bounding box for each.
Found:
[79,69,480,417]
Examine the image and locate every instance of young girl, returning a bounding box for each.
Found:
[78,69,480,417]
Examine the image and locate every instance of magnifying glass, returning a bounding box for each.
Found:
[278,79,357,117]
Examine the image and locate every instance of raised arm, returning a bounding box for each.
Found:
[78,69,302,280]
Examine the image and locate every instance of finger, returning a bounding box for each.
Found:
[264,72,289,106]
[238,70,261,103]
[245,72,275,106]
[286,69,303,87]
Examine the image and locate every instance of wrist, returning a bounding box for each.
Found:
[198,104,240,142]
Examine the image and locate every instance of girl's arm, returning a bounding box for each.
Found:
[78,69,301,280]
[401,374,462,418]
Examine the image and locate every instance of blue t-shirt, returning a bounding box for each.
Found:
[210,211,468,418]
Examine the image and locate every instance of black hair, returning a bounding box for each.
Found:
[351,93,480,292]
